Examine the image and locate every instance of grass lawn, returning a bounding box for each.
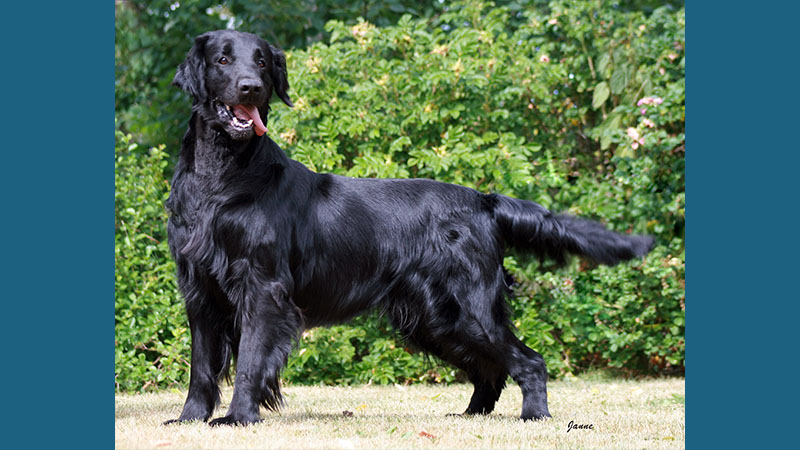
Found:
[115,376,684,449]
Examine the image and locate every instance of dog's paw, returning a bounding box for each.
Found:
[208,415,263,427]
[521,411,552,422]
[162,417,207,425]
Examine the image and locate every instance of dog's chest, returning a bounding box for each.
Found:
[177,191,279,261]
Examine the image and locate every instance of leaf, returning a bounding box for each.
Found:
[615,146,635,159]
[389,136,411,153]
[600,113,621,131]
[418,431,436,440]
[610,66,629,95]
[592,82,610,109]
[642,77,653,96]
[597,53,612,77]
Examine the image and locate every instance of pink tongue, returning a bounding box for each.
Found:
[233,104,267,136]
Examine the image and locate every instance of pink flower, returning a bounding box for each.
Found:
[626,127,645,149]
[640,108,647,115]
[539,54,550,63]
[637,96,664,106]
[643,118,655,128]
[548,18,558,25]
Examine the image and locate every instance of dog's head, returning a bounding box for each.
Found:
[173,30,293,141]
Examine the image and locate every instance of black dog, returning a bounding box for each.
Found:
[164,30,653,426]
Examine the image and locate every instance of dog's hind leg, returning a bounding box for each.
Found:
[407,333,509,416]
[448,275,550,420]
[499,331,551,421]
[387,290,509,416]
[441,311,551,421]
[209,279,301,426]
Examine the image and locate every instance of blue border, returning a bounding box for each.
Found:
[1,3,109,446]
[691,1,799,447]
[3,2,796,447]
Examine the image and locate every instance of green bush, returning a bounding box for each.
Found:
[284,316,458,385]
[115,128,189,391]
[114,0,684,391]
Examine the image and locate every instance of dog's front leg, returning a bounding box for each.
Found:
[209,280,300,426]
[164,279,230,425]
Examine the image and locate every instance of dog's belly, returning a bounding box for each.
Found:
[291,259,395,327]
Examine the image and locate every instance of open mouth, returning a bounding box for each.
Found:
[214,100,267,136]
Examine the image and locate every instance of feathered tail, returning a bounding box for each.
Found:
[489,194,654,265]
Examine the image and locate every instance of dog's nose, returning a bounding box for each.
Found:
[238,79,263,95]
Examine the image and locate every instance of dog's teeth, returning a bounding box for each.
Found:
[231,117,254,129]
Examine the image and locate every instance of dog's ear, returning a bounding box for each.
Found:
[173,33,211,103]
[269,45,293,107]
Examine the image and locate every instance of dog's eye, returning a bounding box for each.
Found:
[258,59,267,68]
[218,57,228,65]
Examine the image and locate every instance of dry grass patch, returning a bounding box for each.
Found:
[115,377,684,449]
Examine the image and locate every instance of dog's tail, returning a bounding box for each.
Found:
[489,194,654,266]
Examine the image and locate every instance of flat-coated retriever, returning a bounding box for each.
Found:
[164,30,653,426]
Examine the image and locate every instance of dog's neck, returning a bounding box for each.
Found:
[180,112,289,189]
[186,113,256,178]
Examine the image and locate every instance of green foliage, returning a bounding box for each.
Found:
[284,316,458,385]
[115,128,189,391]
[114,0,682,151]
[114,0,685,391]
[508,247,685,376]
